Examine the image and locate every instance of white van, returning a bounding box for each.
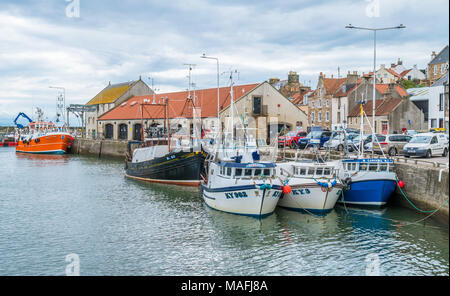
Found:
[403,133,448,158]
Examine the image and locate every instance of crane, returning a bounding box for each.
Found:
[13,112,33,129]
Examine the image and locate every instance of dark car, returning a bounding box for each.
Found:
[278,130,307,148]
[297,130,332,149]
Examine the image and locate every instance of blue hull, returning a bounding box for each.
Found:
[339,180,396,206]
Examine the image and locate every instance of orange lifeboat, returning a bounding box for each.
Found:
[16,122,74,154]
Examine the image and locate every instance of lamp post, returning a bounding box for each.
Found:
[201,54,220,142]
[345,24,405,157]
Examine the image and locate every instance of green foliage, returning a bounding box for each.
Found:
[401,79,422,89]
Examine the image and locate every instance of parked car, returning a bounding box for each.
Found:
[403,133,448,158]
[297,130,332,149]
[371,134,413,156]
[278,130,307,148]
[347,134,371,152]
[323,132,359,151]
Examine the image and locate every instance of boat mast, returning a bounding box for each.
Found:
[229,70,236,150]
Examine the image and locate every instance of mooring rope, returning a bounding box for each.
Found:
[395,178,449,214]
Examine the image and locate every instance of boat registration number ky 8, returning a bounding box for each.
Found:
[291,189,311,195]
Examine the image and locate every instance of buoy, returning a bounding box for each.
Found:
[283,185,292,194]
[398,180,405,188]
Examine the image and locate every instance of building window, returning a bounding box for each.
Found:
[337,112,341,123]
[439,93,444,111]
[441,64,446,74]
[318,112,322,122]
[431,119,437,128]
[311,112,315,124]
[318,99,322,108]
[252,96,262,115]
[434,65,437,75]
[311,101,315,108]
[326,100,329,107]
[326,111,329,122]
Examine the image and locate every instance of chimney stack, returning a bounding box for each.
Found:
[431,51,437,59]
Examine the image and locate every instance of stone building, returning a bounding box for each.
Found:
[85,77,153,139]
[427,45,449,85]
[97,82,308,143]
[308,73,347,130]
[347,97,423,135]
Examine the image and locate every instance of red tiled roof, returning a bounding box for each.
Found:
[98,83,260,121]
[374,83,408,97]
[348,98,403,117]
[334,78,362,97]
[323,78,347,95]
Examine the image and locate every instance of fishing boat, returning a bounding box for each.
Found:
[15,110,74,154]
[276,142,343,214]
[125,84,207,186]
[202,148,283,218]
[125,137,207,186]
[0,131,18,147]
[337,102,397,206]
[201,70,282,217]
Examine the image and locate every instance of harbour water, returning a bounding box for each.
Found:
[0,147,448,276]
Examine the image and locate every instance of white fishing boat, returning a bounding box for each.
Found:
[201,70,282,218]
[202,155,283,218]
[276,146,343,214]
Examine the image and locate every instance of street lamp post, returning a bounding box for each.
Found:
[201,54,220,142]
[345,24,405,157]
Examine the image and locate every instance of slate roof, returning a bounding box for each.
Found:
[429,45,449,65]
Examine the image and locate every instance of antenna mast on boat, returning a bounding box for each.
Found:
[184,63,196,104]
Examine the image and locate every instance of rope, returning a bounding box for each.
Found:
[395,178,449,214]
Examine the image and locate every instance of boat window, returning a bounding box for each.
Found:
[299,168,307,175]
[351,163,357,171]
[379,163,388,171]
[244,169,252,177]
[388,164,394,172]
[360,163,368,171]
[235,168,242,177]
[369,163,378,171]
[227,168,232,176]
[324,168,331,176]
[254,169,262,176]
[263,169,270,176]
[307,167,315,175]
[316,168,323,176]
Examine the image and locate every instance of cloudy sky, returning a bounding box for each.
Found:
[0,0,448,125]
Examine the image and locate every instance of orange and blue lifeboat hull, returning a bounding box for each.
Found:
[16,133,73,154]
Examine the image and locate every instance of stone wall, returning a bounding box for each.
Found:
[393,161,449,222]
[72,138,128,159]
